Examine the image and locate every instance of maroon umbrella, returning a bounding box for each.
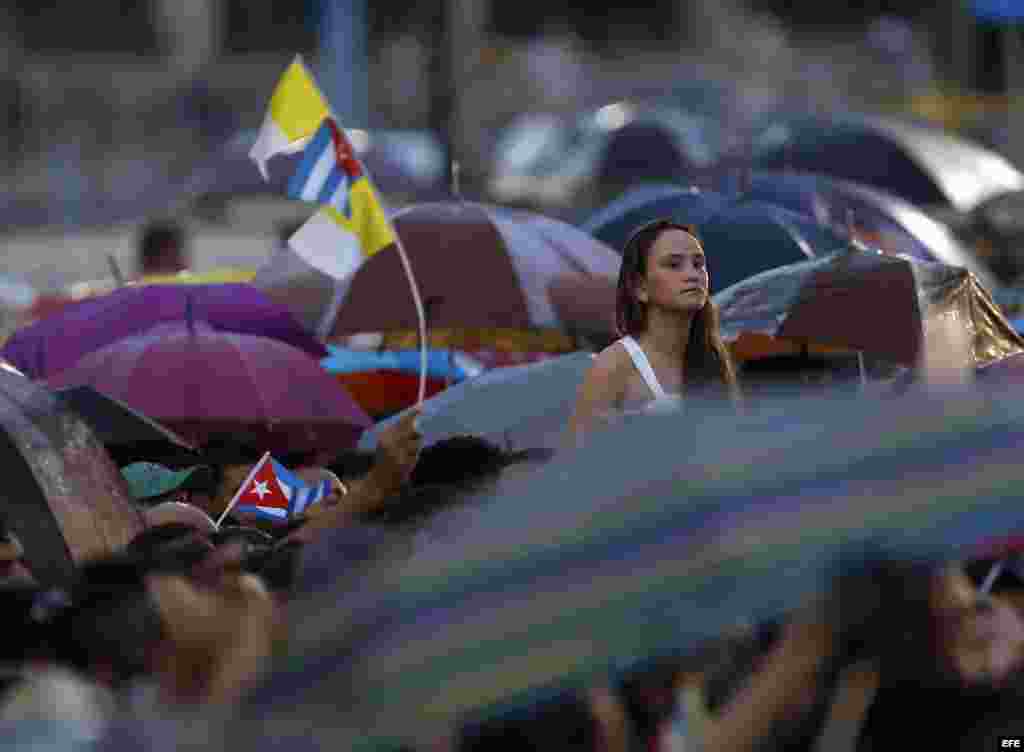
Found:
[47,321,371,454]
[2,283,327,380]
[547,273,619,341]
[327,202,621,339]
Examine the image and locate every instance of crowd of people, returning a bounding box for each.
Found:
[2,218,1023,751]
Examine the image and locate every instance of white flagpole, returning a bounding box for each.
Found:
[215,451,272,529]
[391,232,429,406]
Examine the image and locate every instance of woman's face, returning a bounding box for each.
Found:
[634,230,709,314]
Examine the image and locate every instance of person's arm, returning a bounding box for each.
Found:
[285,408,422,544]
[699,613,837,752]
[563,348,627,449]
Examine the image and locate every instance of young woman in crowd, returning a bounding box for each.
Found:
[566,220,740,446]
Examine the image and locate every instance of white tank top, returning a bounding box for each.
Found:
[619,336,683,412]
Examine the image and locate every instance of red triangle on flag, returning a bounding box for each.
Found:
[238,456,290,511]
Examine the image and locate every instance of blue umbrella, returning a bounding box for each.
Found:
[579,185,731,252]
[321,345,480,383]
[580,188,852,294]
[715,170,992,286]
[359,351,595,451]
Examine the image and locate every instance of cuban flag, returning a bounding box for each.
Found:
[287,117,363,217]
[231,452,333,522]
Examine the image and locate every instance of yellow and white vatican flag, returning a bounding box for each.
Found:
[248,55,331,181]
[252,56,429,404]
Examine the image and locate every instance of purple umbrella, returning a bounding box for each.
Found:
[2,283,327,379]
[46,321,370,454]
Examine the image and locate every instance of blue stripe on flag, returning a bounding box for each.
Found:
[270,458,331,517]
[287,121,333,200]
[234,505,290,522]
[318,167,347,206]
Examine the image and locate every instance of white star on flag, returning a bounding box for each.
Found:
[251,480,270,500]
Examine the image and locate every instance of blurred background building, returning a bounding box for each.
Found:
[2,0,1022,290]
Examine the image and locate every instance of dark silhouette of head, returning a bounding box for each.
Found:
[138,219,188,276]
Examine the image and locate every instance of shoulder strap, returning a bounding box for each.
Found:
[620,337,667,399]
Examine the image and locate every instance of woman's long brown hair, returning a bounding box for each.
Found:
[616,220,740,403]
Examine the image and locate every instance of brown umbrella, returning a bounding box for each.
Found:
[0,369,146,586]
[714,248,1024,368]
[547,273,619,342]
[326,202,621,339]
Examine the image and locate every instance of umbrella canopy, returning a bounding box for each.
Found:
[0,370,145,586]
[714,249,1024,367]
[487,102,723,211]
[748,114,1024,214]
[245,387,1024,746]
[55,385,198,467]
[2,283,327,379]
[135,267,257,285]
[46,322,371,454]
[717,170,995,287]
[322,346,484,419]
[253,244,339,336]
[581,189,851,294]
[579,184,732,252]
[359,351,596,452]
[326,202,622,339]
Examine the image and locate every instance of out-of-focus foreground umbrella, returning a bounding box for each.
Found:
[55,385,198,467]
[2,283,327,379]
[326,202,621,340]
[714,249,1024,367]
[359,351,595,452]
[0,369,145,586]
[241,387,1024,747]
[46,321,371,454]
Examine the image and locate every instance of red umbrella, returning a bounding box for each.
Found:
[47,321,371,454]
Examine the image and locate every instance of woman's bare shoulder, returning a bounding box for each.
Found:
[590,340,632,374]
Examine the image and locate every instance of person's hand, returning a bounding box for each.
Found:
[365,406,423,498]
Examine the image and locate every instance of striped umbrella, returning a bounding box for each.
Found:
[243,385,1024,746]
[326,202,622,339]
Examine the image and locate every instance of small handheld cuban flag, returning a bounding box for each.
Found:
[230,452,333,523]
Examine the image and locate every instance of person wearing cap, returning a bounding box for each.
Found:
[120,462,218,509]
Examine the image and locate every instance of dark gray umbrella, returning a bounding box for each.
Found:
[749,114,1024,214]
[0,370,146,586]
[55,385,199,467]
